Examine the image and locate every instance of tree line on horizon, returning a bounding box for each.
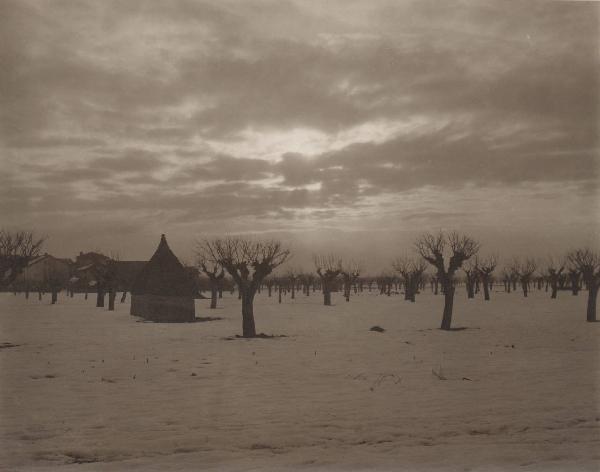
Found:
[1,228,599,337]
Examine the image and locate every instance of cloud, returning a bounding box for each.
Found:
[0,0,597,260]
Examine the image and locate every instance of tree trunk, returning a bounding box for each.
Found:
[586,282,598,322]
[108,290,116,311]
[241,290,257,337]
[121,291,127,303]
[209,286,217,309]
[291,282,295,299]
[278,285,282,304]
[323,281,332,306]
[38,290,42,301]
[51,290,58,304]
[550,282,558,299]
[521,280,528,297]
[85,290,88,300]
[466,279,475,299]
[571,276,579,295]
[96,289,105,307]
[268,284,272,297]
[482,277,490,301]
[441,284,455,330]
[404,281,411,300]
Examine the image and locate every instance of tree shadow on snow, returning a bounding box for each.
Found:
[418,327,481,332]
[443,326,480,332]
[222,333,288,341]
[193,316,223,322]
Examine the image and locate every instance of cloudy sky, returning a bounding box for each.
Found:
[1,0,598,268]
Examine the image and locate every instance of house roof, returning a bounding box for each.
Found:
[131,235,196,297]
[27,254,72,267]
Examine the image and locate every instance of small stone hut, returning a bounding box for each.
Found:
[130,235,196,322]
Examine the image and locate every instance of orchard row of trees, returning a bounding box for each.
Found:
[194,232,600,336]
[2,229,599,338]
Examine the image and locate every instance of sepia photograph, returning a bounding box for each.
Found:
[1,1,599,471]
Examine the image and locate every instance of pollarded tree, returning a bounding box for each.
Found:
[341,260,361,302]
[392,256,427,302]
[376,272,395,296]
[301,273,315,297]
[415,231,479,330]
[0,230,45,288]
[95,256,120,310]
[462,260,478,299]
[511,258,537,298]
[544,256,565,299]
[285,267,302,300]
[567,249,600,322]
[567,265,581,296]
[314,255,342,306]
[392,256,412,301]
[501,268,512,293]
[196,257,225,309]
[198,238,290,337]
[476,255,497,301]
[43,265,69,305]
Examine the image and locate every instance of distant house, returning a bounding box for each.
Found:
[130,235,196,322]
[13,254,72,289]
[71,252,110,292]
[71,252,145,293]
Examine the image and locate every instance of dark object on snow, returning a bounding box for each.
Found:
[130,235,196,322]
[370,326,385,333]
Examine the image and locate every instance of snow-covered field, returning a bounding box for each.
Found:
[1,289,598,472]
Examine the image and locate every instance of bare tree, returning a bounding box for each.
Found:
[544,256,565,299]
[0,230,45,288]
[462,260,478,299]
[501,268,511,293]
[566,264,581,296]
[567,249,600,322]
[195,254,225,309]
[392,256,427,302]
[301,273,315,297]
[285,267,302,300]
[511,258,537,297]
[377,272,395,296]
[92,255,119,310]
[314,255,342,306]
[476,255,497,301]
[43,265,69,305]
[198,238,290,337]
[341,260,361,302]
[415,231,479,330]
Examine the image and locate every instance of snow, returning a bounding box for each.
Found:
[0,288,598,471]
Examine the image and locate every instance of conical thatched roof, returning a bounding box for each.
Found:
[132,235,196,297]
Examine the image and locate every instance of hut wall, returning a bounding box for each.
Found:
[130,294,195,322]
